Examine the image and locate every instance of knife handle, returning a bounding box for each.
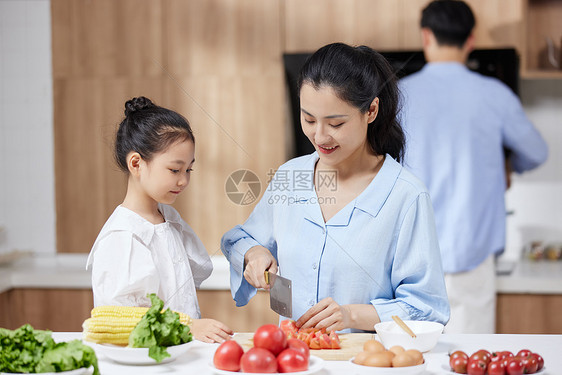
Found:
[264,270,270,285]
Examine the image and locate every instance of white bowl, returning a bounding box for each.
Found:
[349,358,427,375]
[91,341,193,365]
[374,320,443,352]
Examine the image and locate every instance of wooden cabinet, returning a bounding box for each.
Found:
[496,293,562,334]
[523,0,562,78]
[0,289,93,331]
[283,0,561,78]
[0,288,277,333]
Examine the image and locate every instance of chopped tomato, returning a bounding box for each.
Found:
[279,320,341,350]
[329,331,341,349]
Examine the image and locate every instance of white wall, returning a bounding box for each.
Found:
[0,0,55,254]
[503,79,562,260]
[0,1,559,257]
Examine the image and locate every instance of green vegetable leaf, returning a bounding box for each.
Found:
[128,293,192,362]
[0,325,99,375]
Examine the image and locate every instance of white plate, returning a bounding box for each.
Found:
[349,358,427,375]
[209,355,325,375]
[440,363,547,374]
[1,368,89,375]
[91,341,193,365]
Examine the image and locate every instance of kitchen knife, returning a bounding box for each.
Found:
[264,271,292,318]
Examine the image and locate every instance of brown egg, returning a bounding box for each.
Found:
[353,351,370,365]
[392,352,416,367]
[405,349,424,365]
[389,345,405,356]
[381,350,395,362]
[363,339,385,353]
[363,352,392,367]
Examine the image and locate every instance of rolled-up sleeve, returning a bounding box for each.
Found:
[221,184,278,307]
[371,193,450,325]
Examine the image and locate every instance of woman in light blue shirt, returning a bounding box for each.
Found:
[221,43,449,332]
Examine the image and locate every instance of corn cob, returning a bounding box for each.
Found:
[82,305,192,345]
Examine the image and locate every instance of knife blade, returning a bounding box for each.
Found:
[265,271,292,318]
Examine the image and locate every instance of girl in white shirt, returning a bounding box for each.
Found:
[87,96,232,343]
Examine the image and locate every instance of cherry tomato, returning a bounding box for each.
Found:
[491,352,506,362]
[450,351,469,367]
[505,357,524,375]
[467,359,487,375]
[488,360,506,375]
[450,357,468,374]
[521,355,539,374]
[516,349,532,359]
[470,349,491,366]
[213,340,244,372]
[240,347,278,373]
[530,352,544,371]
[276,348,309,373]
[287,338,310,358]
[253,324,288,356]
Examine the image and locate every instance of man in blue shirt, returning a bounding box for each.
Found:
[400,0,548,333]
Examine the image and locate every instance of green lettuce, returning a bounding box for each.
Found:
[0,324,99,375]
[128,293,192,362]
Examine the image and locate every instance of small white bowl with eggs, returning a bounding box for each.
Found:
[374,320,443,353]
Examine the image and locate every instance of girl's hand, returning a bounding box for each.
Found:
[296,297,351,332]
[243,246,277,289]
[190,318,233,343]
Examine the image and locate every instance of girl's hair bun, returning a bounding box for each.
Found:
[124,96,154,116]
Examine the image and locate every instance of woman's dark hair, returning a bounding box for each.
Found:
[115,96,194,173]
[297,43,405,163]
[421,0,475,48]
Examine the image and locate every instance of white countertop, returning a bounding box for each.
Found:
[51,332,561,374]
[1,253,562,295]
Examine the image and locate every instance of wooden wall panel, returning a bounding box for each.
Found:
[52,0,286,253]
[284,0,402,52]
[52,0,164,79]
[54,78,167,252]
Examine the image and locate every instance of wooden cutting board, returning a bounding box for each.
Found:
[233,332,374,361]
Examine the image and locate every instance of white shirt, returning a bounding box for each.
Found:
[86,204,212,318]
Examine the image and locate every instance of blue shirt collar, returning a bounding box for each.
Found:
[300,153,402,226]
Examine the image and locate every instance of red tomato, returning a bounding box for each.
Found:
[276,348,309,373]
[287,338,310,358]
[516,349,532,359]
[280,320,298,336]
[467,359,487,375]
[450,351,469,368]
[505,357,524,375]
[319,333,331,349]
[530,353,544,371]
[240,347,278,373]
[491,352,506,363]
[450,357,468,374]
[500,351,514,359]
[213,340,244,372]
[253,324,288,356]
[470,350,491,365]
[521,355,539,374]
[488,360,506,375]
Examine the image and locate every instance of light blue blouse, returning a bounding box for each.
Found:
[221,153,450,332]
